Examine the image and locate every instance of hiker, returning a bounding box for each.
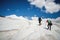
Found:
[46,20,52,30]
[38,17,42,25]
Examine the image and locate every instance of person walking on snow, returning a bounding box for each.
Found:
[46,20,52,30]
[38,17,42,26]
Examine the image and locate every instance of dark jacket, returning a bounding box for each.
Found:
[38,18,42,23]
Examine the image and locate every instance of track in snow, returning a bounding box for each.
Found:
[0,18,60,40]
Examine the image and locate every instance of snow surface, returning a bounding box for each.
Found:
[0,17,60,40]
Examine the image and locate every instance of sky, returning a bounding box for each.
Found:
[0,0,60,18]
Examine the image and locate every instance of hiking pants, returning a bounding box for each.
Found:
[48,25,51,30]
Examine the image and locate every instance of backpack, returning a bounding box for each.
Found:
[48,20,51,23]
[48,20,52,25]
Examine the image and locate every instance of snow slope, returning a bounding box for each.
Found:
[0,17,60,40]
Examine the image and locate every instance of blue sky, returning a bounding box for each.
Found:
[0,0,60,18]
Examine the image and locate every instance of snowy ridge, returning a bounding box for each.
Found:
[0,17,60,40]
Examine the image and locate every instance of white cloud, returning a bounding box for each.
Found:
[45,1,60,13]
[28,0,60,13]
[45,0,55,2]
[6,14,19,18]
[6,14,27,20]
[28,0,45,8]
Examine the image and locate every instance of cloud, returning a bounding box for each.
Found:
[28,0,60,13]
[5,14,28,20]
[6,14,19,18]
